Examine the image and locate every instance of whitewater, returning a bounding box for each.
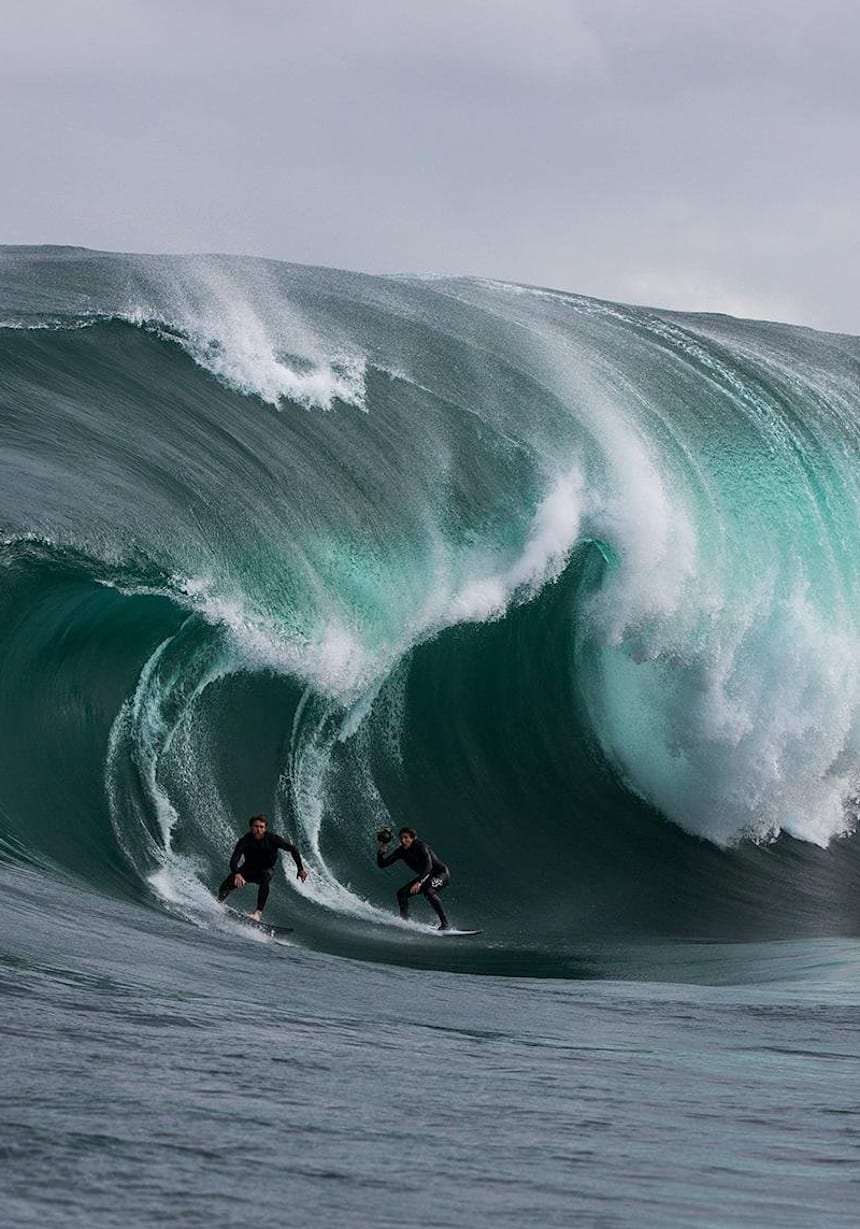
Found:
[1,246,858,1228]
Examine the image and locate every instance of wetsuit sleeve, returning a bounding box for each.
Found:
[273,834,304,873]
[377,846,404,869]
[229,836,247,873]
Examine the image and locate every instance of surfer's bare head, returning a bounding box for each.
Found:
[249,815,268,837]
[399,827,417,848]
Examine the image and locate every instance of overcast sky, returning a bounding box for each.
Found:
[2,1,859,333]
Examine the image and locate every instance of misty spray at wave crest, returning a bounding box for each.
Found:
[1,245,860,950]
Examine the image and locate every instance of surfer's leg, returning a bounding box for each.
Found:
[254,869,274,913]
[397,881,416,919]
[422,871,450,930]
[216,874,236,902]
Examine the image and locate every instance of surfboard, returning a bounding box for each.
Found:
[439,929,482,938]
[224,906,293,936]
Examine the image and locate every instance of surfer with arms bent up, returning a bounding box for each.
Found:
[376,826,451,930]
[217,814,308,921]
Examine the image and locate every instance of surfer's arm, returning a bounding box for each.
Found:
[228,837,246,874]
[377,846,403,869]
[274,835,307,879]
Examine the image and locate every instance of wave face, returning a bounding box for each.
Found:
[2,245,860,960]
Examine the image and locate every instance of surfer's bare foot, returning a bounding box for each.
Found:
[250,910,263,922]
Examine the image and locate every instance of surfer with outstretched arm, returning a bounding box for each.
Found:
[376,826,450,930]
[217,814,308,920]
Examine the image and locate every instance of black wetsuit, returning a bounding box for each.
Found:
[377,839,450,929]
[217,832,304,913]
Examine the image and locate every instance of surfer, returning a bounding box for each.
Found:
[376,826,450,930]
[217,814,308,920]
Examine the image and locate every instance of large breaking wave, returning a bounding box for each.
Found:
[2,245,860,963]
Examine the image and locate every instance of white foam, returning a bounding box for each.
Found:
[174,573,380,699]
[122,258,366,411]
[635,587,860,848]
[157,466,587,714]
[578,439,860,847]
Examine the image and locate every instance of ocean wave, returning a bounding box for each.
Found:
[2,246,860,955]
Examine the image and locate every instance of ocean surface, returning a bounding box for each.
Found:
[1,246,859,1226]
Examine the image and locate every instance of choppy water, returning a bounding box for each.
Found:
[4,867,859,1229]
[2,246,860,1225]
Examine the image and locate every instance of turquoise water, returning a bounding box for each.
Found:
[1,247,860,1225]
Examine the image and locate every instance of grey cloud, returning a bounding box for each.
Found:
[1,0,858,333]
